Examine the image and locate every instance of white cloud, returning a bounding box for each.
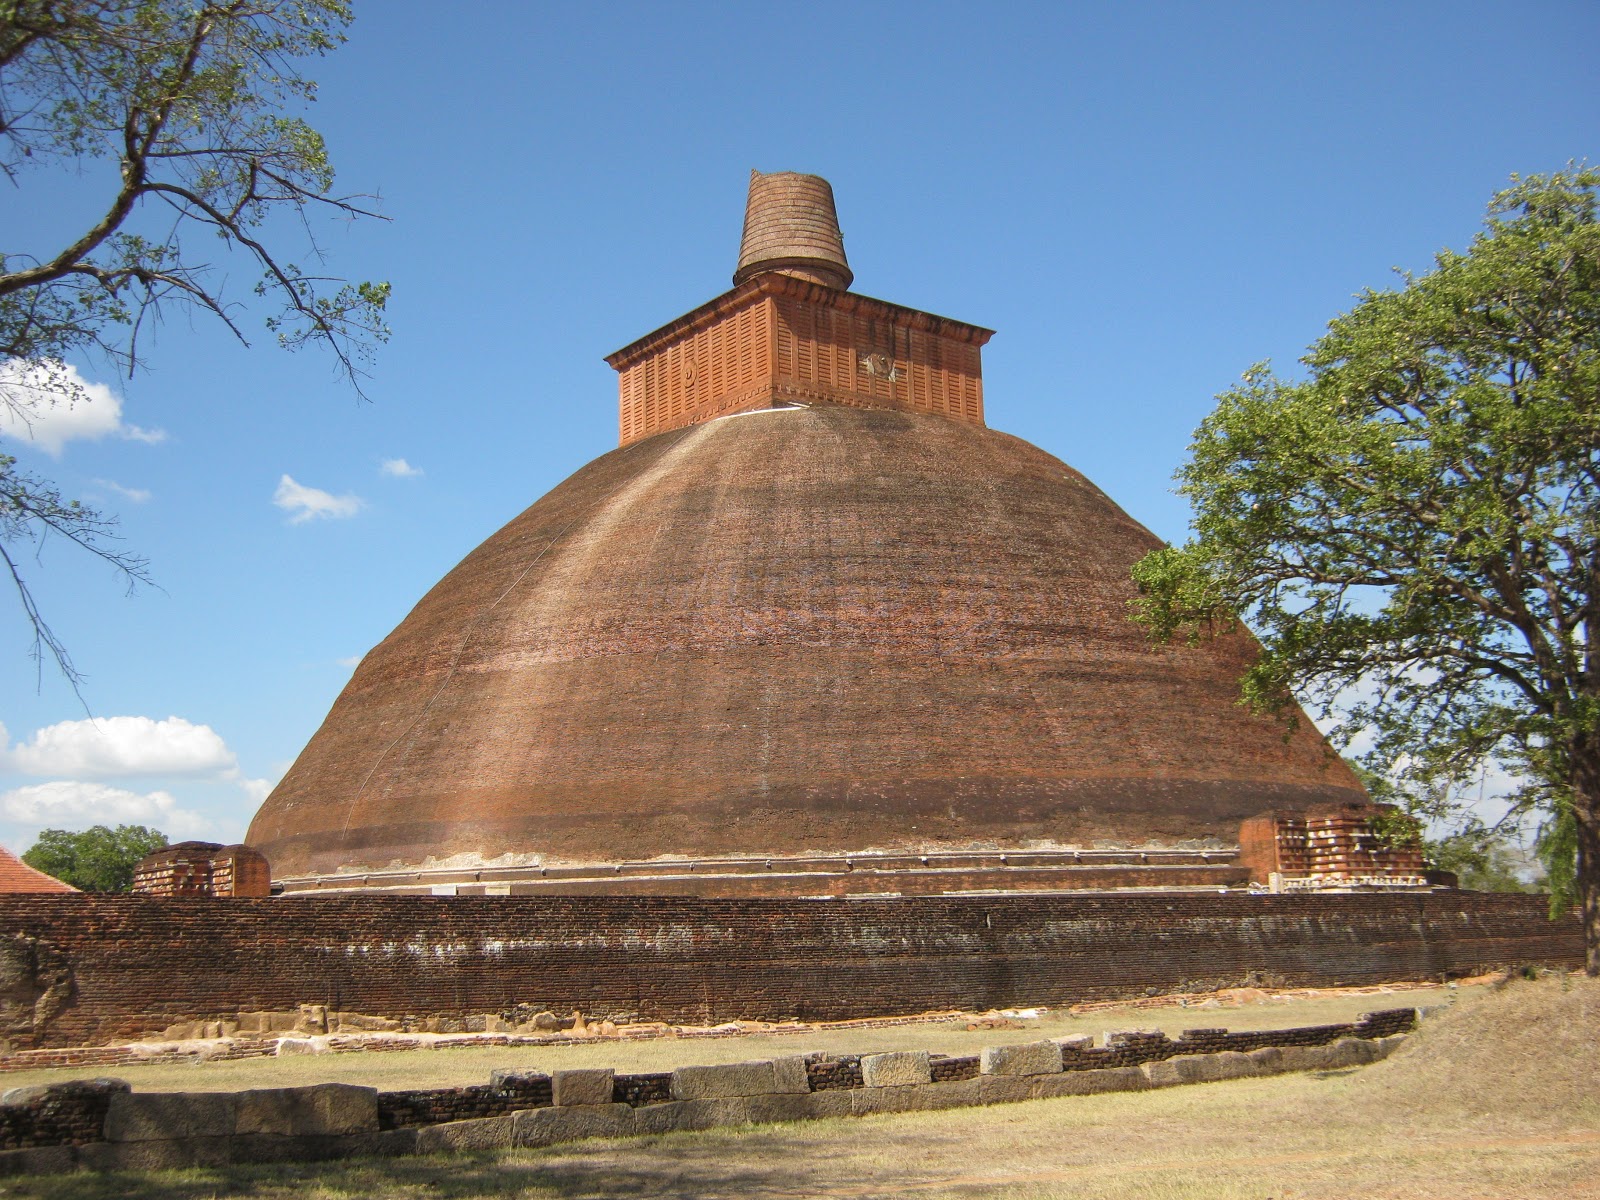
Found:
[0,359,166,456]
[93,478,152,503]
[273,474,364,523]
[380,457,422,478]
[1,716,237,778]
[336,655,361,668]
[0,781,208,835]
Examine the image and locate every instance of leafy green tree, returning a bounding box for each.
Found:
[22,823,168,891]
[1131,167,1600,973]
[1,0,388,682]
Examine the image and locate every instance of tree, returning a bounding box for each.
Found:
[1,0,389,683]
[22,822,167,890]
[1131,167,1600,973]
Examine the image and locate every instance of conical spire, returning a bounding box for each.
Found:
[733,169,853,291]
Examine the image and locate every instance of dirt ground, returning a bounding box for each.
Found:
[1,972,1595,1199]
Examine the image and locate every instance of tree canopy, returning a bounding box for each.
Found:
[1,0,388,682]
[22,822,167,890]
[1132,166,1600,973]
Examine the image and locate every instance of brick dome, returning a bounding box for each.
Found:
[247,406,1364,881]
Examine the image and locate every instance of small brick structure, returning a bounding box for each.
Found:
[130,843,271,898]
[1238,805,1428,890]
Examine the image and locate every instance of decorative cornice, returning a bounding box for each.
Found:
[605,275,994,372]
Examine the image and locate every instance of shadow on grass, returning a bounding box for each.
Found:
[1,1133,866,1200]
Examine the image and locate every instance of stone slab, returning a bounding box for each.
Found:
[671,1060,776,1100]
[76,1135,233,1171]
[802,1090,856,1120]
[235,1084,378,1136]
[104,1091,237,1142]
[981,1041,1062,1077]
[1247,1046,1286,1074]
[228,1133,366,1165]
[1030,1066,1147,1099]
[977,1075,1036,1105]
[512,1103,636,1148]
[861,1051,932,1088]
[551,1068,614,1107]
[745,1092,820,1124]
[415,1115,514,1153]
[771,1055,811,1094]
[853,1078,980,1115]
[0,1145,74,1176]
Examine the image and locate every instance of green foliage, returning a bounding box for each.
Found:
[1,0,388,683]
[21,823,167,891]
[1133,166,1600,960]
[1537,802,1578,915]
[1425,829,1537,894]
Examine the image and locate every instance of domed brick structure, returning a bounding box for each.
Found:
[248,171,1367,895]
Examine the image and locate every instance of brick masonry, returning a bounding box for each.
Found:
[0,892,1579,1050]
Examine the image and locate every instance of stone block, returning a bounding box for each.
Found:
[512,1102,635,1147]
[671,1060,776,1100]
[275,1036,327,1056]
[1051,1035,1094,1052]
[104,1091,237,1141]
[228,1133,357,1165]
[235,1084,378,1136]
[771,1055,811,1093]
[977,1075,1035,1105]
[1208,1050,1256,1080]
[801,1090,855,1120]
[77,1136,232,1171]
[1328,1036,1382,1066]
[631,1100,693,1135]
[1247,1047,1286,1074]
[1277,1043,1340,1072]
[980,1040,1062,1077]
[0,1144,74,1177]
[1140,1058,1187,1087]
[551,1068,614,1107]
[744,1092,820,1124]
[853,1079,980,1116]
[365,1127,420,1157]
[1030,1066,1146,1098]
[861,1051,932,1087]
[415,1115,514,1153]
[1374,1034,1408,1059]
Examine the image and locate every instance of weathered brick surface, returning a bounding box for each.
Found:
[0,893,1577,1050]
[0,1080,124,1149]
[246,405,1372,883]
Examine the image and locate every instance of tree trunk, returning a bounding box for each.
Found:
[1575,756,1600,977]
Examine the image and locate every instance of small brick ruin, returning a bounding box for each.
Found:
[1238,804,1430,891]
[130,843,271,898]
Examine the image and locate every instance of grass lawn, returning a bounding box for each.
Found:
[2,975,1593,1198]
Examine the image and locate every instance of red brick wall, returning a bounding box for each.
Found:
[0,893,1578,1049]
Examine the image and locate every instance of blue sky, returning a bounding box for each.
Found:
[1,1,1595,854]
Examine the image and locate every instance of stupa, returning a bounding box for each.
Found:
[247,171,1374,896]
